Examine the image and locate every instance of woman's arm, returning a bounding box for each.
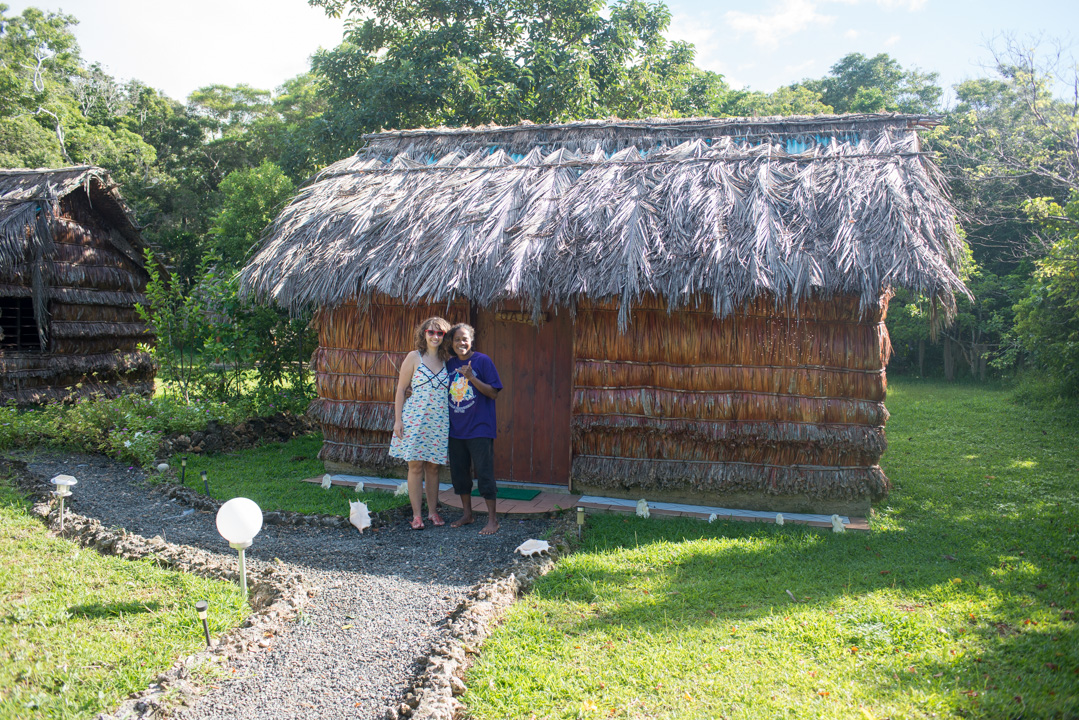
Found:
[393,351,419,438]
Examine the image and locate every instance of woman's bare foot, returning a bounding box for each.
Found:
[450,513,474,528]
[410,516,424,530]
[479,517,500,535]
[428,512,445,527]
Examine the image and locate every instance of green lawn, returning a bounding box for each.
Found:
[464,380,1079,719]
[166,433,408,515]
[0,477,248,720]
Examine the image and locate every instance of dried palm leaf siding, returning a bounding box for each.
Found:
[0,166,156,403]
[573,294,890,500]
[309,297,468,468]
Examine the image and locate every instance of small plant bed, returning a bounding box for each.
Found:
[463,380,1079,719]
[164,433,409,516]
[0,474,248,720]
[0,393,311,468]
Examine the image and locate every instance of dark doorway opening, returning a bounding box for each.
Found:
[0,296,42,351]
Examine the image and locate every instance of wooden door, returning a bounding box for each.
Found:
[474,305,573,485]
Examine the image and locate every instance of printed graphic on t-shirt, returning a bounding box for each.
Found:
[449,373,475,413]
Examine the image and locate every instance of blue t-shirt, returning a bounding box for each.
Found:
[445,352,502,439]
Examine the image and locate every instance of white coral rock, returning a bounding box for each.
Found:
[353,481,365,493]
[775,513,784,526]
[320,473,333,489]
[515,539,551,556]
[636,499,650,518]
[831,514,845,533]
[708,513,718,523]
[394,482,409,497]
[349,500,371,533]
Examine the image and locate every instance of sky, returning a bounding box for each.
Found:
[4,0,1077,104]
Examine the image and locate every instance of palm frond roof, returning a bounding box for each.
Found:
[239,114,969,323]
[0,166,144,275]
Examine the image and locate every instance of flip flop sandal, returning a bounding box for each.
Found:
[410,516,425,530]
[429,513,445,527]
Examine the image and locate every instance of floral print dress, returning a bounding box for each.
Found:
[388,360,449,464]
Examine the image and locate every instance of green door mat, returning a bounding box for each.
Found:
[471,487,542,501]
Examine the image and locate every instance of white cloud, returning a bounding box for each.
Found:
[724,0,836,50]
[844,29,861,39]
[875,0,927,9]
[884,34,902,46]
[785,59,817,75]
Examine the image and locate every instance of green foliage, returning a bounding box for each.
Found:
[308,0,738,155]
[137,250,211,402]
[0,394,257,467]
[464,381,1079,719]
[0,474,248,720]
[137,248,316,407]
[0,5,158,185]
[210,160,295,269]
[793,52,942,115]
[931,36,1079,268]
[1011,194,1079,396]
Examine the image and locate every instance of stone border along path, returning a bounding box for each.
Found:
[3,452,567,720]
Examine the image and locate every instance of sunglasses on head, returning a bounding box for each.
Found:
[425,329,446,337]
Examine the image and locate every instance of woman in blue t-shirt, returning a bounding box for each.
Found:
[445,323,503,534]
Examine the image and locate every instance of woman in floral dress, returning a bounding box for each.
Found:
[390,316,451,529]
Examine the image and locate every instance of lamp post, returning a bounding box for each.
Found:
[180,456,188,486]
[577,506,585,539]
[195,600,210,647]
[215,498,263,597]
[50,475,77,532]
[200,470,210,496]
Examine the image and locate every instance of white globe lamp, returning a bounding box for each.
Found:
[215,498,263,596]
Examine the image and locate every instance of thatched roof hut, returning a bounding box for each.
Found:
[0,166,156,404]
[240,114,969,515]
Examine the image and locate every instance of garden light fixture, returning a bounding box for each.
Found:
[50,474,77,531]
[215,498,263,597]
[201,470,210,496]
[195,600,210,647]
[577,506,585,538]
[180,456,188,486]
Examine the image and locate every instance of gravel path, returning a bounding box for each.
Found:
[18,451,550,720]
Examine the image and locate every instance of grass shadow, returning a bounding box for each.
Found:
[67,600,163,618]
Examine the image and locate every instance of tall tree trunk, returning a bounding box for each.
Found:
[943,338,955,382]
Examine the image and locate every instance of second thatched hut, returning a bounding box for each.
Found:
[240,114,968,515]
[0,166,156,404]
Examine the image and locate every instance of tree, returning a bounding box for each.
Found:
[1010,193,1079,396]
[0,4,82,161]
[931,36,1079,266]
[209,159,295,270]
[308,0,735,156]
[796,53,942,115]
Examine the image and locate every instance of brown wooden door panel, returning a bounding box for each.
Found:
[475,305,572,485]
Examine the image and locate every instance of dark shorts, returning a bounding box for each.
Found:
[448,437,496,500]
